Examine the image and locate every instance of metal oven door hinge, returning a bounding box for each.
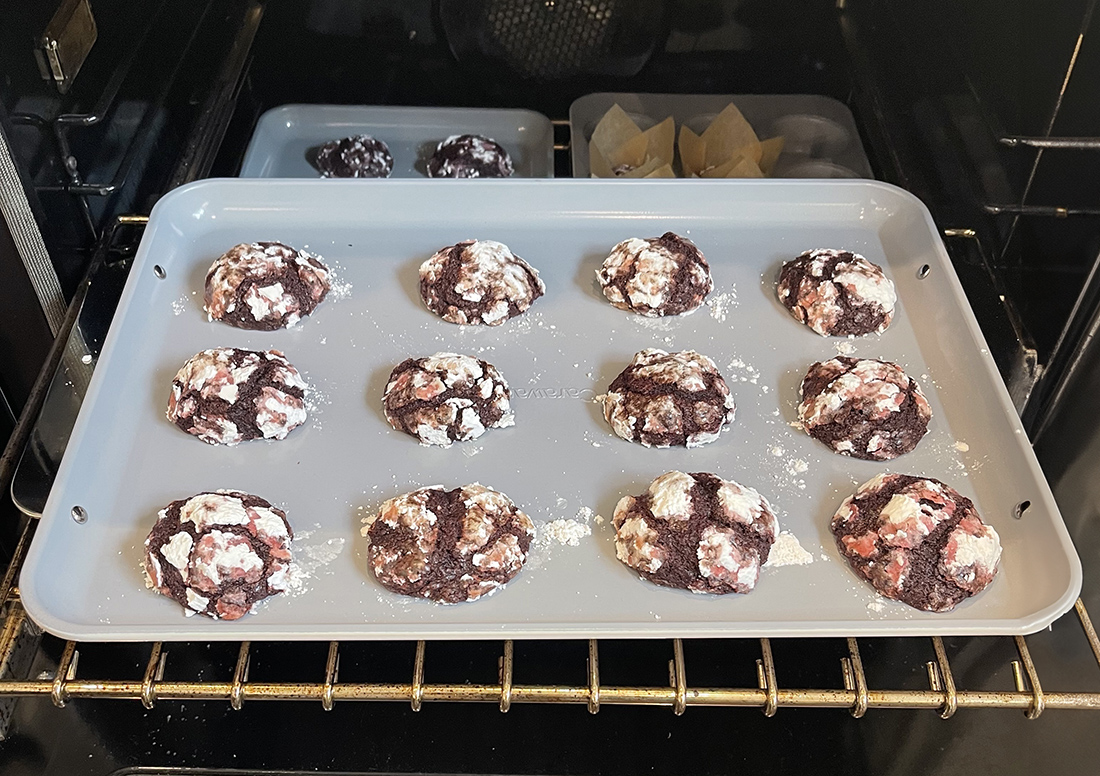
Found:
[33,0,98,95]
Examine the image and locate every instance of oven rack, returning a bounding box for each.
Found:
[1,521,1099,717]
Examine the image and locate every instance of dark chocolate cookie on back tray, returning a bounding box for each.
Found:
[613,471,778,594]
[313,134,394,178]
[832,473,1001,612]
[777,248,897,336]
[426,134,514,178]
[204,242,331,330]
[418,239,544,326]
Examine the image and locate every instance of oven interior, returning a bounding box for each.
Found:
[1,1,1100,774]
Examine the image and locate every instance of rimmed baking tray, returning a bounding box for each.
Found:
[239,104,555,178]
[570,92,875,178]
[20,179,1080,641]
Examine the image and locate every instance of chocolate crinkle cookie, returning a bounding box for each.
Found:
[383,352,514,447]
[419,239,544,326]
[205,242,331,330]
[596,232,713,317]
[832,474,1001,612]
[614,471,777,594]
[167,347,307,446]
[362,484,535,603]
[426,134,514,178]
[600,349,735,448]
[798,356,931,461]
[314,134,393,178]
[777,249,896,336]
[144,490,293,620]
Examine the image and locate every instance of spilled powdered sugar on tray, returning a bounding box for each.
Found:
[725,355,770,394]
[707,284,738,322]
[279,527,347,599]
[543,518,591,546]
[299,246,353,304]
[298,371,333,432]
[528,506,602,570]
[628,314,678,332]
[764,531,814,567]
[761,445,814,493]
[328,273,353,301]
[834,337,857,356]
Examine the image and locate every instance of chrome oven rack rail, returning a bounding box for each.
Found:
[1,519,1099,717]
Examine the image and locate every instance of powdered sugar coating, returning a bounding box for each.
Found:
[599,349,735,448]
[613,471,777,594]
[596,232,713,317]
[777,249,896,336]
[832,474,1001,612]
[426,134,514,178]
[314,134,393,178]
[144,490,293,620]
[167,348,307,446]
[798,357,931,461]
[205,242,331,330]
[419,239,544,326]
[363,484,535,603]
[383,352,514,447]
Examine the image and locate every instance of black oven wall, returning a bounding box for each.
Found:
[842,0,1100,425]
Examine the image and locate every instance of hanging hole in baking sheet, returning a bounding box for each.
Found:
[1014,500,1031,519]
[917,264,931,279]
[71,505,88,524]
[153,265,166,279]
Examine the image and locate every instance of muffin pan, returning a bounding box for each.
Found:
[20,178,1079,641]
[239,104,555,178]
[570,93,874,178]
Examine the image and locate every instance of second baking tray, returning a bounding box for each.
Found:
[239,104,555,178]
[21,179,1080,641]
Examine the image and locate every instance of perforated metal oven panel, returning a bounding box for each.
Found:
[483,0,616,79]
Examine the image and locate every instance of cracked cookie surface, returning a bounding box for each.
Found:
[613,471,777,594]
[777,249,896,336]
[167,348,307,446]
[363,484,534,603]
[832,474,1001,612]
[383,353,514,447]
[315,134,393,178]
[798,356,930,461]
[204,242,331,330]
[596,232,712,317]
[419,239,544,326]
[144,490,293,620]
[427,134,513,178]
[600,349,735,448]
